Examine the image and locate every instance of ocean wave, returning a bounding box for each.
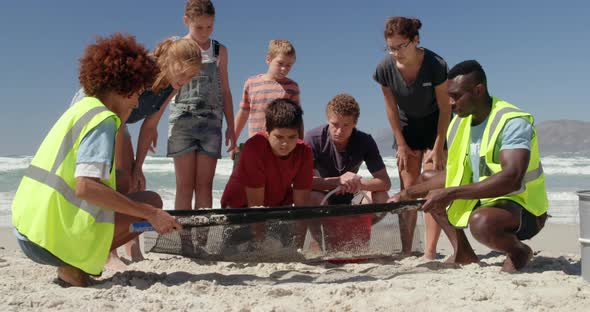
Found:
[0,192,15,216]
[6,155,590,177]
[0,156,32,172]
[541,156,590,166]
[543,166,590,175]
[547,191,579,201]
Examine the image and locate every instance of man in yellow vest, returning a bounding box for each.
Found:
[391,60,548,272]
[11,33,182,287]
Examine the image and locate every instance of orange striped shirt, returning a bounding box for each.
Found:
[240,74,300,137]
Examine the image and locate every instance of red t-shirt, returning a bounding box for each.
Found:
[221,133,313,208]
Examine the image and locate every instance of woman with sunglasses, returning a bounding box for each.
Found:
[373,16,450,259]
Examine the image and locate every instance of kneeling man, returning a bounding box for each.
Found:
[391,60,548,272]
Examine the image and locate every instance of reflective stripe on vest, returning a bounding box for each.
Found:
[51,106,108,173]
[21,106,114,224]
[24,165,114,223]
[445,97,548,227]
[484,106,521,148]
[12,97,118,275]
[447,116,461,148]
[479,155,544,194]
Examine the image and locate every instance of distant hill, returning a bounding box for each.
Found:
[371,120,590,157]
[536,120,590,156]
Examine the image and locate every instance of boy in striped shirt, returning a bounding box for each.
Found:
[233,40,302,150]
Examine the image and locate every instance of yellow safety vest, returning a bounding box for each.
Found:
[12,97,121,275]
[445,97,548,227]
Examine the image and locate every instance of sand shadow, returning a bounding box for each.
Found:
[476,251,581,275]
[93,256,441,289]
[520,255,581,275]
[95,270,270,290]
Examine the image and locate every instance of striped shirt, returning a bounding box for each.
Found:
[240,74,300,137]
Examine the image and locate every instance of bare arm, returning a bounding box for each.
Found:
[245,187,265,207]
[233,107,249,142]
[135,92,176,168]
[425,81,451,170]
[245,186,266,240]
[218,45,236,152]
[381,86,406,148]
[75,177,181,233]
[311,170,342,191]
[393,170,446,201]
[381,86,416,171]
[361,167,391,192]
[422,149,530,212]
[132,92,176,191]
[293,189,310,206]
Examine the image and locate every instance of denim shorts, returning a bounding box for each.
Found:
[167,108,223,159]
[15,229,68,267]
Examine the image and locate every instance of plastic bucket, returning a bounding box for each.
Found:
[577,190,590,281]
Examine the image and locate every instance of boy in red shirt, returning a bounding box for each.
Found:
[221,99,312,244]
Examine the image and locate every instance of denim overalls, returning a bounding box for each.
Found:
[167,40,223,159]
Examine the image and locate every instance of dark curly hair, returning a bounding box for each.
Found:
[79,33,158,98]
[265,98,303,132]
[326,93,360,123]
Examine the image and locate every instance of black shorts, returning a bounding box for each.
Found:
[477,199,547,240]
[396,110,440,151]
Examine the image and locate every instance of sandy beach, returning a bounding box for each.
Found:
[1,223,588,311]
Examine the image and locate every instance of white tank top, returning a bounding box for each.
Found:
[200,39,218,64]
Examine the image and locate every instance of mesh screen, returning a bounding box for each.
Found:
[143,211,424,262]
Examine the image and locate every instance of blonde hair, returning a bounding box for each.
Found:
[152,37,202,92]
[267,39,296,61]
[185,0,215,19]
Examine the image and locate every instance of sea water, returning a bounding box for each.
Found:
[0,155,584,227]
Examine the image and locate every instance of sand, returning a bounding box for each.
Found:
[0,224,589,311]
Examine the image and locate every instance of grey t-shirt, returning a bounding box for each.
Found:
[373,49,448,121]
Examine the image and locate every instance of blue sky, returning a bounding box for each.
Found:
[0,0,588,155]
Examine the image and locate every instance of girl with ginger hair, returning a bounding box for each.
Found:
[13,33,182,287]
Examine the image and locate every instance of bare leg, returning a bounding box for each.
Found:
[420,163,443,260]
[430,209,478,264]
[57,191,163,286]
[108,128,143,268]
[424,213,442,259]
[304,191,326,252]
[194,153,218,209]
[398,150,423,256]
[57,266,90,287]
[174,152,197,210]
[172,153,197,255]
[110,191,162,250]
[469,205,532,272]
[192,153,218,251]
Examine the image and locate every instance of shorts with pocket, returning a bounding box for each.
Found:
[167,105,223,159]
